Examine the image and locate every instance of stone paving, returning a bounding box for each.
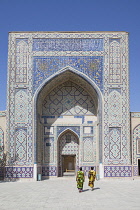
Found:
[0,177,140,210]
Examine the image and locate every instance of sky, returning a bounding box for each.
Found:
[0,0,140,112]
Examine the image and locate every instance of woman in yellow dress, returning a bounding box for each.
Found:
[76,167,85,192]
[88,167,96,191]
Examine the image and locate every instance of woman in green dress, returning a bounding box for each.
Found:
[76,167,85,192]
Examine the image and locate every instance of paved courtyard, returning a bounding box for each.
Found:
[0,177,140,210]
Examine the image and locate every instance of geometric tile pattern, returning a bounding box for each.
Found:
[33,38,104,51]
[83,137,93,162]
[59,131,79,155]
[133,166,138,176]
[15,90,28,123]
[133,124,140,164]
[109,39,121,83]
[42,80,95,116]
[104,34,130,165]
[109,128,121,159]
[42,166,56,176]
[33,56,103,92]
[104,166,132,177]
[15,128,27,162]
[16,39,28,83]
[109,90,122,125]
[6,32,130,179]
[5,167,33,178]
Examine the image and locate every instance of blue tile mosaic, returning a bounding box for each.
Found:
[33,56,103,92]
[33,38,104,51]
[104,166,132,177]
[5,167,33,178]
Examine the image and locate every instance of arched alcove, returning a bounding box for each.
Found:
[57,129,79,177]
[33,67,103,179]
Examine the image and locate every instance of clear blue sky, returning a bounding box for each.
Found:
[0,0,140,111]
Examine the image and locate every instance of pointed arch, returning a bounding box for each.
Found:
[33,67,103,165]
[57,129,79,177]
[58,128,80,140]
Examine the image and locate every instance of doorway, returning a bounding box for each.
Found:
[58,130,79,177]
[62,155,76,176]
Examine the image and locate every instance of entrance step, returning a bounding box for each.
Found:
[63,172,75,176]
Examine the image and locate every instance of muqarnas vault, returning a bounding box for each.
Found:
[0,31,140,181]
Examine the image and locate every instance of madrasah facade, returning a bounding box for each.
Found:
[0,31,140,181]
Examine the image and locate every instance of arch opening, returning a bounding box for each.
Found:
[34,69,103,179]
[58,129,79,177]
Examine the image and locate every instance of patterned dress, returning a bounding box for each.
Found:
[76,171,85,189]
[88,170,96,188]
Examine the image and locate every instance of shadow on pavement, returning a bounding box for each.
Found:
[82,189,90,192]
[94,187,100,190]
[82,187,100,192]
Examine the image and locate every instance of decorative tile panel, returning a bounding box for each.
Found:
[109,128,121,159]
[33,56,103,92]
[5,167,33,178]
[104,33,130,165]
[33,38,104,51]
[133,166,138,176]
[15,128,27,162]
[109,39,121,83]
[42,81,95,116]
[109,89,122,125]
[104,166,132,177]
[59,132,79,156]
[16,39,28,83]
[15,89,28,123]
[83,137,94,162]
